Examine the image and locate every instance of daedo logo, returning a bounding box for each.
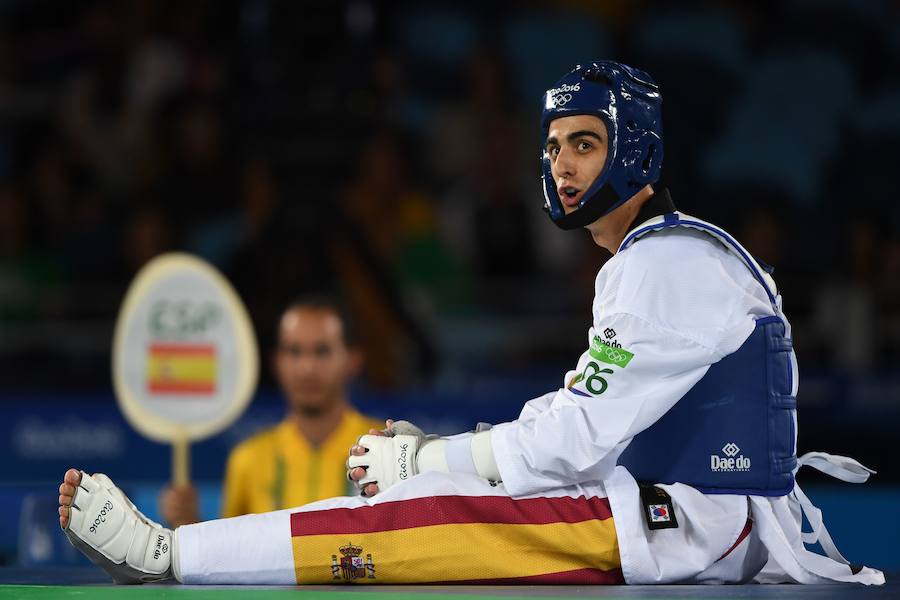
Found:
[710,442,751,472]
[152,533,168,560]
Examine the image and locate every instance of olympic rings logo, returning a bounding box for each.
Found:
[604,347,626,363]
[553,93,573,106]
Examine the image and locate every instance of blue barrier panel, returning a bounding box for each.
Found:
[802,485,900,571]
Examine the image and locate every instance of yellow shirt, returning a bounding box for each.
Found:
[221,408,383,517]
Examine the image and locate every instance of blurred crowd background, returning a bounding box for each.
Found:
[1,0,900,562]
[4,0,899,389]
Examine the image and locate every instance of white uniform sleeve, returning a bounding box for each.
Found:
[491,311,724,497]
[517,391,557,419]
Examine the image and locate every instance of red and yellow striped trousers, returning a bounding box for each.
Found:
[291,491,622,584]
[175,473,622,585]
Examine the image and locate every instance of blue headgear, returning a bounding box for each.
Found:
[541,61,664,230]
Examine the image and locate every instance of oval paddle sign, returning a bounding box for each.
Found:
[112,253,259,443]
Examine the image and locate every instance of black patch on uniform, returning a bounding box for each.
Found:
[638,482,679,530]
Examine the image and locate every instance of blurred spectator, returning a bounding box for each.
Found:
[159,98,238,236]
[121,203,174,275]
[368,49,430,136]
[222,134,439,388]
[701,48,857,206]
[159,296,382,526]
[187,158,275,269]
[28,141,73,250]
[632,5,744,195]
[0,184,62,322]
[337,129,444,385]
[427,50,543,299]
[60,188,119,282]
[812,217,884,373]
[426,49,519,185]
[737,205,785,270]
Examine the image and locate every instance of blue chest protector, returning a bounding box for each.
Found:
[615,213,798,496]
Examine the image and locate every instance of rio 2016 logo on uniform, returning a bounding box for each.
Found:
[568,336,635,397]
[589,336,633,368]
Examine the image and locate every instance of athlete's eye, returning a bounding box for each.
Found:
[547,145,560,158]
[577,141,593,152]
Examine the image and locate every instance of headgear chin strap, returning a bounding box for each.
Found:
[540,61,664,230]
[545,179,621,230]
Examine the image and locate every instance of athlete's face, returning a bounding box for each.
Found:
[546,115,609,214]
[274,307,356,416]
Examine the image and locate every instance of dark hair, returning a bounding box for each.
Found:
[278,293,357,346]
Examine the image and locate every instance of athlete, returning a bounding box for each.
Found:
[159,295,384,526]
[57,61,884,586]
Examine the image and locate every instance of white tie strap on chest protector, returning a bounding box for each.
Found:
[751,453,883,585]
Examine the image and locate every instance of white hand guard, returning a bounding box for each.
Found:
[64,472,178,584]
[346,420,501,495]
[348,433,422,492]
[346,420,442,494]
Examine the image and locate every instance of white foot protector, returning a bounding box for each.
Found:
[63,472,180,584]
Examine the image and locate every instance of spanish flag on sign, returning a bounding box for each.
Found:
[146,343,217,395]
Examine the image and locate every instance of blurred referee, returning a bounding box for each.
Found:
[159,294,383,526]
